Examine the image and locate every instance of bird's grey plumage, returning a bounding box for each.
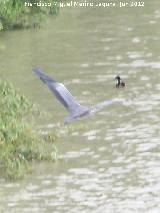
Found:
[33,67,121,124]
[90,100,120,114]
[33,67,88,113]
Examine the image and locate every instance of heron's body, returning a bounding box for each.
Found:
[33,67,121,124]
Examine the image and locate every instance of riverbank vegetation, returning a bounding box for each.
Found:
[0,0,59,31]
[0,80,58,180]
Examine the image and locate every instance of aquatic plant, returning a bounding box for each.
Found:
[0,80,58,180]
[0,0,60,30]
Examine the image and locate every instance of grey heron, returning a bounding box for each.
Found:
[33,67,122,124]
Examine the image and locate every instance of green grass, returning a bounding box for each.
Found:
[0,0,60,31]
[0,80,58,180]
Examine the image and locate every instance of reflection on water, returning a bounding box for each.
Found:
[0,1,160,212]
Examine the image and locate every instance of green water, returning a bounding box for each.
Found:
[0,1,160,212]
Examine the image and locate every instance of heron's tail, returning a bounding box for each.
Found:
[64,115,75,125]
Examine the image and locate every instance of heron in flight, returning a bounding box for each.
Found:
[33,67,122,124]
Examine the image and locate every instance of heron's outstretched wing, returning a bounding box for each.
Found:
[90,99,122,114]
[33,67,82,113]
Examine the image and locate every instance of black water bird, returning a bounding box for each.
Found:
[115,75,125,88]
[33,67,122,124]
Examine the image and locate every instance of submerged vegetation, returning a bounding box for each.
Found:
[0,0,60,31]
[0,80,58,180]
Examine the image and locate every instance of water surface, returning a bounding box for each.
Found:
[0,1,160,212]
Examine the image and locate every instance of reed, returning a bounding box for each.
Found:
[0,80,58,180]
[0,0,59,30]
